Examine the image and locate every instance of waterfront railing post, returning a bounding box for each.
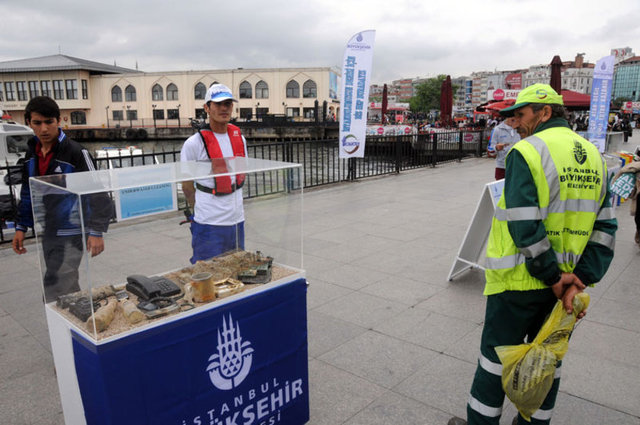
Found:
[395,135,401,173]
[432,133,438,167]
[458,131,463,162]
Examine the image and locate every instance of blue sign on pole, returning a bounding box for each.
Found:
[72,278,309,425]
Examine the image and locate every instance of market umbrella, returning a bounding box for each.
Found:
[381,83,388,125]
[550,55,563,94]
[440,75,453,127]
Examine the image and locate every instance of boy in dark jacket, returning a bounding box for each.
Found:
[12,96,112,302]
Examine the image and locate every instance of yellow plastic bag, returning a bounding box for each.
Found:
[495,292,590,422]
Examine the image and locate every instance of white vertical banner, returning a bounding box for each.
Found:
[339,30,376,158]
[587,55,615,152]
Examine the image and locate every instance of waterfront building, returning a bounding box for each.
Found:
[0,54,340,127]
[471,71,489,106]
[451,76,470,115]
[391,78,414,102]
[523,64,550,88]
[612,56,640,102]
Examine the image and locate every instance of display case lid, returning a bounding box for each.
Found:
[30,157,301,195]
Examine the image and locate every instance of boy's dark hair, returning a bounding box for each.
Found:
[24,96,60,123]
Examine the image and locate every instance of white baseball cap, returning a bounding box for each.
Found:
[205,83,237,103]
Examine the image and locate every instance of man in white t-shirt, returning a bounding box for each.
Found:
[488,117,520,180]
[180,84,248,263]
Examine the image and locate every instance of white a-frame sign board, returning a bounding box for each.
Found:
[448,179,504,281]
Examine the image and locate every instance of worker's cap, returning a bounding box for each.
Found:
[205,84,237,103]
[500,84,563,116]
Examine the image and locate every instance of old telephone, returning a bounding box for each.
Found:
[126,275,182,300]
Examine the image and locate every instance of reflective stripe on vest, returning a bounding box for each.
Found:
[199,124,246,195]
[484,128,606,295]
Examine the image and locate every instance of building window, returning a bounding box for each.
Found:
[239,81,252,98]
[286,80,300,98]
[153,109,164,120]
[256,107,269,118]
[111,86,122,102]
[209,81,219,87]
[125,85,136,102]
[194,82,206,100]
[255,81,269,99]
[17,81,27,101]
[41,81,51,97]
[53,80,65,99]
[126,109,137,120]
[112,110,123,121]
[303,107,315,118]
[195,108,206,119]
[28,81,39,99]
[65,79,78,99]
[70,111,86,125]
[167,83,178,101]
[303,80,317,98]
[152,84,163,101]
[0,84,3,101]
[167,109,179,119]
[286,107,300,117]
[82,80,88,99]
[4,82,15,101]
[239,108,253,119]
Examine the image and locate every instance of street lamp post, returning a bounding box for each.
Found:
[105,105,110,128]
[126,105,132,127]
[177,104,181,128]
[152,104,157,129]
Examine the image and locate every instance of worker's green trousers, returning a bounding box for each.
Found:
[467,289,562,425]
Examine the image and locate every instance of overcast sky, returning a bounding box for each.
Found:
[1,0,639,84]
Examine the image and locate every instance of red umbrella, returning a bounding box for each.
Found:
[440,75,453,127]
[550,55,562,94]
[381,84,388,124]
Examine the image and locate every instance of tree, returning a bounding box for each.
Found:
[409,75,459,115]
[612,96,632,109]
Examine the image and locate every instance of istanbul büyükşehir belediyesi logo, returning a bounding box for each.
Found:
[206,314,254,390]
[573,140,587,165]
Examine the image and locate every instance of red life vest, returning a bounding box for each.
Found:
[198,124,246,195]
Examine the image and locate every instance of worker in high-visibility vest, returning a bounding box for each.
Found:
[449,84,617,425]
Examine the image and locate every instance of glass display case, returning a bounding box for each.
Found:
[30,157,304,339]
[30,158,309,425]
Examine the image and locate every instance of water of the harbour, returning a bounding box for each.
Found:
[84,138,398,192]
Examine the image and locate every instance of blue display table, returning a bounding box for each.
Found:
[46,276,309,425]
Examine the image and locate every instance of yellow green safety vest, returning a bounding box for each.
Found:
[484,126,609,296]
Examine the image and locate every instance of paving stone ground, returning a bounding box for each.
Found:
[1,134,639,425]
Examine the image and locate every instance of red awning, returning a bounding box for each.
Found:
[560,89,591,108]
[475,99,515,113]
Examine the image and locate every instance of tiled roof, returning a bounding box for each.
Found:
[0,54,139,74]
[621,56,640,64]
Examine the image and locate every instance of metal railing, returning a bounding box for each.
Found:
[0,129,489,244]
[89,116,341,129]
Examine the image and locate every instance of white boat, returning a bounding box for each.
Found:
[0,116,33,231]
[0,118,33,197]
[95,146,160,170]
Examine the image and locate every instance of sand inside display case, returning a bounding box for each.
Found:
[52,250,301,340]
